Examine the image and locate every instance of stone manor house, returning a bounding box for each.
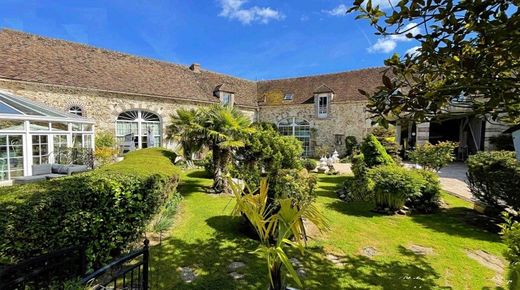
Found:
[0,29,508,181]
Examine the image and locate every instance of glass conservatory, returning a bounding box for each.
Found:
[0,91,95,182]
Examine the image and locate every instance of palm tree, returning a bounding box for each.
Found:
[230,178,329,290]
[168,105,253,193]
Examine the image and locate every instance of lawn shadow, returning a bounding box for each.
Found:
[315,174,348,198]
[338,245,450,289]
[410,207,502,242]
[177,171,211,197]
[160,149,178,164]
[326,200,379,218]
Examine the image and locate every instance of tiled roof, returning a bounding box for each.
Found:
[0,29,258,107]
[257,67,386,106]
[0,29,386,109]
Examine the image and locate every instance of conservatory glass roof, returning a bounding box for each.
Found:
[0,90,94,123]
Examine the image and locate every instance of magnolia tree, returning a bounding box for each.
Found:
[348,0,520,126]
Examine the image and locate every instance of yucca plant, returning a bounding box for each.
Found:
[230,178,328,290]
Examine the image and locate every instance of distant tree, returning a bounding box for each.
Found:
[349,0,520,125]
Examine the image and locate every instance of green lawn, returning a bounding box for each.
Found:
[150,169,507,289]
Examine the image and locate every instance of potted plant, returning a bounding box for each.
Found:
[230,178,328,290]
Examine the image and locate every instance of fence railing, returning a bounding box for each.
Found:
[81,240,149,290]
[0,246,86,290]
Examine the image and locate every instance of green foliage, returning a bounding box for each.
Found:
[369,165,422,212]
[230,178,328,290]
[500,212,520,290]
[150,192,183,242]
[0,148,180,269]
[233,123,302,188]
[314,144,331,158]
[407,169,442,213]
[341,153,374,202]
[409,141,458,172]
[302,159,317,171]
[344,136,358,157]
[94,147,118,166]
[370,126,400,161]
[273,169,317,206]
[95,131,116,149]
[360,134,394,168]
[467,151,520,213]
[350,0,520,124]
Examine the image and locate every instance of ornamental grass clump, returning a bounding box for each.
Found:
[369,165,422,213]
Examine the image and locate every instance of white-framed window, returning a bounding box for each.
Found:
[0,135,24,181]
[116,110,161,149]
[220,92,234,107]
[68,106,83,116]
[277,117,311,156]
[284,94,294,101]
[317,95,329,118]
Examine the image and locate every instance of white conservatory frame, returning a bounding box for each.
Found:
[0,91,95,182]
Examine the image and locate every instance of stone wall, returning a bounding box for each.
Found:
[0,79,257,146]
[258,101,370,155]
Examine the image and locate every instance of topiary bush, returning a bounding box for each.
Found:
[344,136,358,157]
[272,169,317,206]
[370,126,400,161]
[409,141,457,172]
[369,165,422,212]
[407,169,442,213]
[338,153,374,202]
[302,159,317,172]
[360,134,395,168]
[467,151,520,213]
[0,148,181,269]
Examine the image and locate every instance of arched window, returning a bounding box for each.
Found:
[116,110,161,149]
[277,117,311,156]
[69,106,83,116]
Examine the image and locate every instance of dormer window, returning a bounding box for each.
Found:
[315,93,331,118]
[284,94,294,101]
[220,92,234,107]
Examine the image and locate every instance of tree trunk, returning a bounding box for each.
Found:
[212,145,224,193]
[269,260,285,290]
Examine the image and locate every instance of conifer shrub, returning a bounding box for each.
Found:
[360,134,394,168]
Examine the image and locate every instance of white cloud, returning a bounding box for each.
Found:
[368,22,421,53]
[218,0,284,24]
[324,4,348,16]
[405,46,421,57]
[324,0,398,16]
[368,38,397,53]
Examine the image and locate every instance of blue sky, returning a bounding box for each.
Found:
[0,0,420,80]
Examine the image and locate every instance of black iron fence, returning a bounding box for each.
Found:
[0,240,149,290]
[0,246,86,290]
[81,240,149,290]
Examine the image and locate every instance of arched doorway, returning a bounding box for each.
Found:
[277,117,311,156]
[116,110,161,149]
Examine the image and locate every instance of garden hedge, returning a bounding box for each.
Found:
[0,148,181,268]
[467,151,520,213]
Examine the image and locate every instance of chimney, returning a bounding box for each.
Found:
[189,63,201,73]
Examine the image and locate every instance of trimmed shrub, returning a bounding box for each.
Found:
[370,126,400,161]
[344,136,358,157]
[369,165,422,212]
[302,159,317,172]
[233,124,302,188]
[500,213,520,289]
[467,151,520,213]
[273,169,317,206]
[338,153,374,202]
[409,141,457,172]
[407,169,442,213]
[94,147,118,166]
[0,148,180,269]
[360,134,395,168]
